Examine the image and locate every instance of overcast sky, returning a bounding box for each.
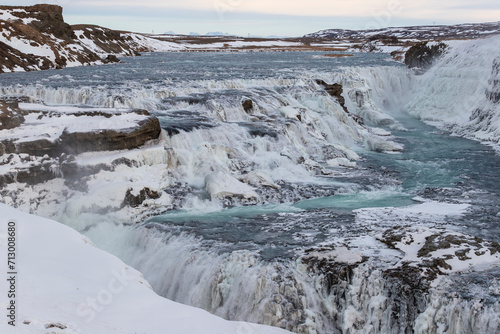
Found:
[6,0,500,36]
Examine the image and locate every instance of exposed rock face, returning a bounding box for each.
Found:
[315,79,346,109]
[315,79,364,124]
[72,25,144,56]
[0,100,162,186]
[0,5,152,73]
[0,41,52,72]
[404,41,448,70]
[0,5,99,72]
[0,100,26,130]
[3,4,76,40]
[299,225,500,333]
[241,99,254,113]
[123,187,160,207]
[57,115,161,156]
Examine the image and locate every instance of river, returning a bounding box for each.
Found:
[1,50,499,333]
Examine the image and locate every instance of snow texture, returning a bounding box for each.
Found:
[0,204,290,334]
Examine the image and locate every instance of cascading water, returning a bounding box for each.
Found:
[1,46,500,334]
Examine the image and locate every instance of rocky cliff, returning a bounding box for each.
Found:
[0,4,166,73]
[404,41,448,70]
[0,98,161,186]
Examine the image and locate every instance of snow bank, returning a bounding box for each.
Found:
[404,35,500,150]
[0,204,290,334]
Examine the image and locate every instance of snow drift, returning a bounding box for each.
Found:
[0,203,290,334]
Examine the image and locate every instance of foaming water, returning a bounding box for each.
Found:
[3,50,500,333]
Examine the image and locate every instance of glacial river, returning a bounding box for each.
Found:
[1,51,499,333]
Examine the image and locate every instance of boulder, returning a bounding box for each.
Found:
[0,101,26,130]
[315,80,349,113]
[241,99,254,113]
[122,187,160,207]
[102,54,121,64]
[404,41,448,70]
[239,171,280,189]
[205,171,259,201]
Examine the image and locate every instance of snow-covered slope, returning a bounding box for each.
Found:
[0,203,290,334]
[72,24,186,57]
[306,21,500,40]
[0,5,186,73]
[404,35,500,151]
[0,4,100,72]
[303,21,500,58]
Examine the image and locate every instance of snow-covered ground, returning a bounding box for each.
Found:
[306,21,500,40]
[0,204,290,334]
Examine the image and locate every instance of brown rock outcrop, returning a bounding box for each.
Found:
[315,80,364,125]
[0,101,162,186]
[0,100,26,130]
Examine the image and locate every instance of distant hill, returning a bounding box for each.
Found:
[305,21,500,40]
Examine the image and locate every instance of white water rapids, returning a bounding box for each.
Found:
[1,38,500,333]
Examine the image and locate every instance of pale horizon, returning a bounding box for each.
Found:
[4,1,500,37]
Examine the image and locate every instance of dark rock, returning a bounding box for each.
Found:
[315,80,345,107]
[122,187,160,207]
[239,122,279,138]
[0,103,162,188]
[157,110,216,136]
[57,115,161,156]
[302,250,365,294]
[102,54,121,64]
[0,4,75,40]
[315,80,364,125]
[0,101,26,130]
[242,99,254,113]
[404,41,448,70]
[14,139,57,157]
[487,59,500,104]
[390,50,405,62]
[3,108,161,157]
[0,154,63,187]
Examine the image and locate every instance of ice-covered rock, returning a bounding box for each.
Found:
[239,171,280,189]
[326,157,356,168]
[205,171,259,201]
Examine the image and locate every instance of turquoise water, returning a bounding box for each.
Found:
[148,106,500,256]
[1,51,498,252]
